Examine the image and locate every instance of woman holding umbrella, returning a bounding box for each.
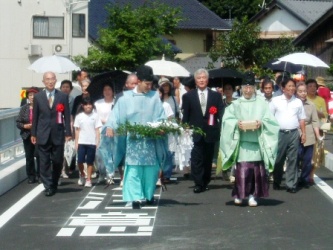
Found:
[95,83,116,184]
[158,77,180,120]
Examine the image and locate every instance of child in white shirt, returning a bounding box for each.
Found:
[74,97,102,187]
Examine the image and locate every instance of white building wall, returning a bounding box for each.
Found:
[258,8,307,38]
[261,8,306,32]
[0,0,88,108]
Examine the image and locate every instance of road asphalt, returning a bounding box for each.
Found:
[1,136,333,249]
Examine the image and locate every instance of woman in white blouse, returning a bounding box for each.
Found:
[95,83,115,184]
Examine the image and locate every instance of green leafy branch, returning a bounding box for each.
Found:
[116,121,205,139]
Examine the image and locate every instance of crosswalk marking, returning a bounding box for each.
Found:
[57,185,161,237]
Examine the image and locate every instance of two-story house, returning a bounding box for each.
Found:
[0,0,89,108]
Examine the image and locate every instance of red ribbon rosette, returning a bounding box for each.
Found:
[209,106,217,115]
[56,103,65,112]
[208,106,217,125]
[56,103,65,124]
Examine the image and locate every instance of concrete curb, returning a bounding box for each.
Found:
[0,158,26,196]
[325,152,333,172]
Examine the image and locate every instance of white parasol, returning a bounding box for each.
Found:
[276,52,329,68]
[145,55,190,77]
[28,55,80,73]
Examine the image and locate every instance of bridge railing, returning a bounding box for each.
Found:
[0,108,24,165]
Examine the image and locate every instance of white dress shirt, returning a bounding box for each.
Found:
[269,94,306,130]
[197,88,208,104]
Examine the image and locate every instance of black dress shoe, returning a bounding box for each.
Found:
[132,201,141,209]
[146,197,155,205]
[193,186,203,193]
[273,182,281,190]
[45,188,55,197]
[183,173,190,179]
[163,178,171,184]
[286,187,297,193]
[299,181,310,189]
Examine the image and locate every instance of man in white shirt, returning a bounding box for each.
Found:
[270,77,306,193]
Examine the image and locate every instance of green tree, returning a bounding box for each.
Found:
[209,17,260,70]
[209,17,304,76]
[198,0,272,19]
[74,1,182,72]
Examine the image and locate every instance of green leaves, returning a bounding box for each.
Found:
[116,121,205,140]
[74,1,182,72]
[209,17,304,76]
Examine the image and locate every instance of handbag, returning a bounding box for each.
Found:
[320,121,331,131]
[313,140,325,168]
[319,117,331,131]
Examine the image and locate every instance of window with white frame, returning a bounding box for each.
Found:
[72,14,85,38]
[33,16,64,38]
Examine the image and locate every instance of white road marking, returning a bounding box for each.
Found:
[110,226,126,232]
[57,227,76,236]
[56,186,161,236]
[78,200,102,209]
[314,174,333,200]
[89,192,107,196]
[0,184,44,228]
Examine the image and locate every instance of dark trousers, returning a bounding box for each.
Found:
[298,143,314,183]
[273,130,299,189]
[23,137,40,180]
[38,136,64,190]
[191,137,215,187]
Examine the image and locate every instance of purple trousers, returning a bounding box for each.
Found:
[232,161,269,199]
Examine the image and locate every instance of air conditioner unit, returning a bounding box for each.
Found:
[52,44,69,55]
[28,44,42,56]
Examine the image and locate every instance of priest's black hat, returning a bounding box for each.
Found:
[242,71,255,86]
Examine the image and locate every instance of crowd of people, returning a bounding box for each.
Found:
[16,66,330,209]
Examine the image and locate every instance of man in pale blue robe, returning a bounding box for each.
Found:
[220,72,280,207]
[105,65,166,209]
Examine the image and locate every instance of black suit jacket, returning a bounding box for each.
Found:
[31,89,71,145]
[182,88,224,143]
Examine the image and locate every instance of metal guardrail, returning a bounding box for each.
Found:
[0,108,24,164]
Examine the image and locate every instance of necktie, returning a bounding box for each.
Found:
[200,92,206,114]
[48,93,53,108]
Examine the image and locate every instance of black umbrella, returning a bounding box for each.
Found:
[263,59,303,74]
[208,68,244,87]
[87,70,128,101]
[182,76,196,90]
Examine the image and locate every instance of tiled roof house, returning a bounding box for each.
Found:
[250,0,333,39]
[88,0,231,72]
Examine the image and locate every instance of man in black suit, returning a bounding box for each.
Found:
[31,72,72,196]
[182,68,224,193]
